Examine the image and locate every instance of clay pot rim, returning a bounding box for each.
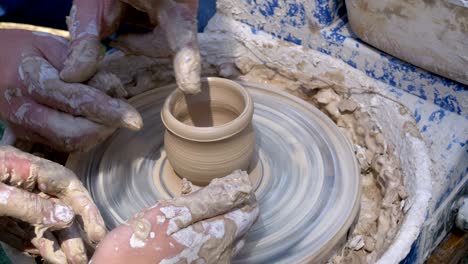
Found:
[161,77,254,142]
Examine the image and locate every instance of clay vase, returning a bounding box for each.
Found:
[161,77,255,186]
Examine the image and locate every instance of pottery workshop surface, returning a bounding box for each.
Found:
[0,0,466,263]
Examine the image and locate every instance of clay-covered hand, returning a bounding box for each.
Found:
[91,170,259,263]
[0,146,107,264]
[62,0,201,94]
[0,29,142,152]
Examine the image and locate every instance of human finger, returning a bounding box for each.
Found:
[0,183,74,233]
[31,231,67,264]
[162,203,258,263]
[60,0,126,82]
[29,30,69,70]
[36,163,107,244]
[5,95,115,152]
[56,222,88,264]
[0,146,107,243]
[20,55,142,130]
[60,31,101,82]
[45,196,88,264]
[158,170,253,235]
[223,203,259,242]
[156,0,201,93]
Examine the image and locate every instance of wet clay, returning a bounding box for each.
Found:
[177,104,238,127]
[129,213,152,248]
[162,78,255,185]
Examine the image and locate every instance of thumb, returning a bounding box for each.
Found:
[60,0,125,83]
[60,2,101,83]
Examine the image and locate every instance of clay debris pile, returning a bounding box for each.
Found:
[296,88,408,263]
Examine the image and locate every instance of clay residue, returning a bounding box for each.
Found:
[160,170,253,235]
[181,178,201,195]
[289,86,407,263]
[129,213,152,245]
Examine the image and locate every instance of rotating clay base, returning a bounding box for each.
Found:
[161,78,255,186]
[67,80,360,263]
[154,148,263,196]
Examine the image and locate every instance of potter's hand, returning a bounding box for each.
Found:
[62,0,201,94]
[0,29,142,152]
[0,146,107,264]
[91,170,259,264]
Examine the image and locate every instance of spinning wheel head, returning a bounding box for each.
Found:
[67,81,360,263]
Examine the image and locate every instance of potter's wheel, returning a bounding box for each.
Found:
[67,81,360,263]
